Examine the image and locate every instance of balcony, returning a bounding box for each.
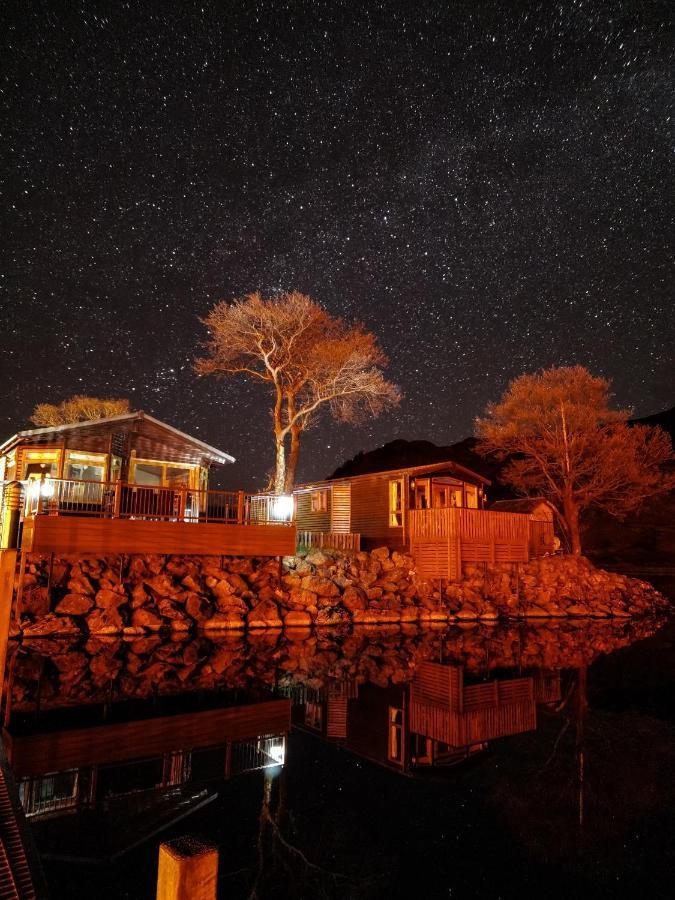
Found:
[1,478,296,557]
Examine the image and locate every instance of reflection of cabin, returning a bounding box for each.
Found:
[409,662,536,747]
[295,459,555,579]
[489,499,557,556]
[0,411,295,556]
[294,663,555,775]
[5,698,290,821]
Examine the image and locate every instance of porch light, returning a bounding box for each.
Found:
[270,494,294,522]
[40,479,54,498]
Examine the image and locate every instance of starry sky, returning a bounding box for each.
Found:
[1,1,672,490]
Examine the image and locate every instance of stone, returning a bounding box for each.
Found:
[283,610,313,627]
[343,585,368,612]
[95,588,125,610]
[87,606,124,634]
[55,593,94,616]
[21,587,51,618]
[305,549,330,566]
[247,600,283,629]
[184,593,210,623]
[203,611,245,630]
[566,604,590,617]
[301,575,340,597]
[22,614,80,637]
[371,547,390,560]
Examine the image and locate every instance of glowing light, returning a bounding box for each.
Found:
[270,494,294,522]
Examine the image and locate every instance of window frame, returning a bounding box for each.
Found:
[389,478,404,527]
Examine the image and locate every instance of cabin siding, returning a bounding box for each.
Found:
[330,484,351,533]
[350,474,406,550]
[295,491,331,533]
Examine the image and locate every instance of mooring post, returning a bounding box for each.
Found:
[156,837,218,900]
[0,482,24,708]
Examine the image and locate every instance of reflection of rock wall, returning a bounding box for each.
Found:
[7,618,663,711]
[15,548,668,638]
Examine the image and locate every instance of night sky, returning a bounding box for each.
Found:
[1,1,672,490]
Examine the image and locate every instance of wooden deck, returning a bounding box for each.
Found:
[409,508,531,579]
[21,516,296,556]
[3,478,295,556]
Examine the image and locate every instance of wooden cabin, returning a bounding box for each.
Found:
[0,411,295,557]
[294,458,556,579]
[0,409,234,487]
[295,459,489,553]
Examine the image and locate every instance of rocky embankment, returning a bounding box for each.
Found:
[14,548,669,638]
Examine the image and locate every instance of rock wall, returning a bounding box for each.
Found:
[14,547,668,637]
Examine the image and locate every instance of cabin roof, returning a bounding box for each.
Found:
[296,458,491,492]
[489,498,552,513]
[0,411,235,465]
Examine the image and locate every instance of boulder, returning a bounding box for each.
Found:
[247,600,283,629]
[21,587,51,618]
[305,549,330,566]
[203,611,245,630]
[371,547,390,560]
[342,585,368,612]
[301,575,340,597]
[55,593,94,616]
[95,588,125,610]
[87,606,124,634]
[22,614,80,637]
[283,610,313,627]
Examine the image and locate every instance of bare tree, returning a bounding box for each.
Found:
[30,396,130,426]
[195,291,400,493]
[477,366,674,555]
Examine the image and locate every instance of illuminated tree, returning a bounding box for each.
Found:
[477,366,674,555]
[195,291,400,493]
[30,396,131,426]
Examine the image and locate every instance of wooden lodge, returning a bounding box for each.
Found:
[0,411,295,557]
[294,460,555,579]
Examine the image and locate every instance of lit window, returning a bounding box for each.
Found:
[464,485,478,508]
[310,490,328,512]
[388,706,404,764]
[389,479,403,526]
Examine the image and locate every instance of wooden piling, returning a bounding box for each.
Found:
[156,836,218,900]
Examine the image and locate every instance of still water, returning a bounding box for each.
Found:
[4,608,674,899]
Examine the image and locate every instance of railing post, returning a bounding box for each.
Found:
[237,490,244,525]
[113,481,122,518]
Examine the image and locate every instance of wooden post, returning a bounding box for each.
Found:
[0,549,17,712]
[156,837,218,900]
[237,490,244,525]
[112,480,122,518]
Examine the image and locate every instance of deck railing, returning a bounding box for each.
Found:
[409,507,530,545]
[1,479,293,528]
[297,530,361,552]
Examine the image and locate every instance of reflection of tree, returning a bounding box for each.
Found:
[246,768,349,900]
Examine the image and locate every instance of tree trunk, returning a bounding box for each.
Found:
[285,424,301,494]
[564,491,582,555]
[274,439,286,495]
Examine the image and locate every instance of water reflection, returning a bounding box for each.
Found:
[1,617,669,889]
